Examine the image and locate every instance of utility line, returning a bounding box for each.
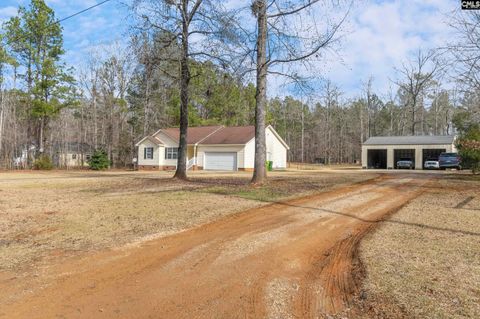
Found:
[5,0,113,43]
[57,0,112,25]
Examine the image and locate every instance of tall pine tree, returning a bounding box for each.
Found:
[4,0,76,155]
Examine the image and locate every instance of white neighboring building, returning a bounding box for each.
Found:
[362,135,457,170]
[136,125,289,171]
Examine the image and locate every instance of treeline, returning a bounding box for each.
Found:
[0,1,479,169]
[268,77,456,164]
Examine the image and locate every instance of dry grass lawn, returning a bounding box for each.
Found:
[359,175,480,318]
[0,169,375,272]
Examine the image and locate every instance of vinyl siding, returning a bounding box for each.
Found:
[154,131,178,166]
[139,126,288,169]
[241,128,287,169]
[244,139,255,168]
[266,127,287,169]
[137,140,160,166]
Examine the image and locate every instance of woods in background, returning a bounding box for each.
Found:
[0,0,479,170]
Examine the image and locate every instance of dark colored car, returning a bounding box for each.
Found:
[438,152,462,170]
[397,157,414,169]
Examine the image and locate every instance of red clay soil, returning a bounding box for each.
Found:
[0,174,430,319]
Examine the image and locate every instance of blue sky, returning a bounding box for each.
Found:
[0,0,460,98]
[0,0,128,67]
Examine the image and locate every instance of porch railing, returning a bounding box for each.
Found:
[186,157,196,170]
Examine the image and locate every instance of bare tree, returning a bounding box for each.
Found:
[447,11,480,126]
[77,43,134,167]
[395,50,440,135]
[131,0,237,180]
[448,11,480,91]
[363,77,373,138]
[248,0,350,184]
[79,52,102,150]
[321,80,342,164]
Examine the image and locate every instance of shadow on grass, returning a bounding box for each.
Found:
[201,178,480,238]
[263,198,480,237]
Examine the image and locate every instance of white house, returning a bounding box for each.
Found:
[135,125,289,171]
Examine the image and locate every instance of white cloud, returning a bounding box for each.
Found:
[0,6,17,22]
[318,0,457,98]
[1,0,461,100]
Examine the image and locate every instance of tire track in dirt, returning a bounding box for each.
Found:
[0,174,431,319]
[295,177,429,318]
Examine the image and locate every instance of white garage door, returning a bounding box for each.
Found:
[204,152,237,171]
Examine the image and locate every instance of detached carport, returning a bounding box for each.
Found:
[362,136,456,170]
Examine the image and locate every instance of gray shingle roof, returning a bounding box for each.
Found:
[363,135,455,145]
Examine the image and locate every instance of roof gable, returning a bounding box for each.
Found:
[154,131,179,146]
[266,125,290,150]
[135,136,163,147]
[363,135,456,146]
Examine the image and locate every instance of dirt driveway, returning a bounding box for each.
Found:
[0,174,430,318]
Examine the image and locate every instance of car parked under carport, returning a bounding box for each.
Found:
[362,135,456,170]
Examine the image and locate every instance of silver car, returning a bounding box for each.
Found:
[397,158,414,169]
[424,158,439,169]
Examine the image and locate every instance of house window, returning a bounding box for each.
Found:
[165,147,178,159]
[144,147,154,159]
[72,154,77,160]
[86,154,91,161]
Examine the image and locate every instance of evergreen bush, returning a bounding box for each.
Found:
[88,150,110,170]
[33,155,53,170]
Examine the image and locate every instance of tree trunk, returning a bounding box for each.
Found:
[144,65,151,136]
[446,110,450,135]
[80,104,85,167]
[93,86,98,150]
[327,102,331,165]
[390,104,393,135]
[251,0,267,184]
[174,4,190,180]
[359,103,364,143]
[411,97,416,135]
[420,100,424,135]
[0,89,4,158]
[301,104,304,163]
[433,95,438,135]
[109,102,114,167]
[39,117,44,154]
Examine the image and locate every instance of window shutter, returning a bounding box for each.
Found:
[144,148,147,159]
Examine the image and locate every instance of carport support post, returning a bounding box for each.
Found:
[415,149,423,170]
[361,145,367,168]
[387,148,394,169]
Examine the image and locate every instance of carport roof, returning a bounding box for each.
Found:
[363,135,456,145]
